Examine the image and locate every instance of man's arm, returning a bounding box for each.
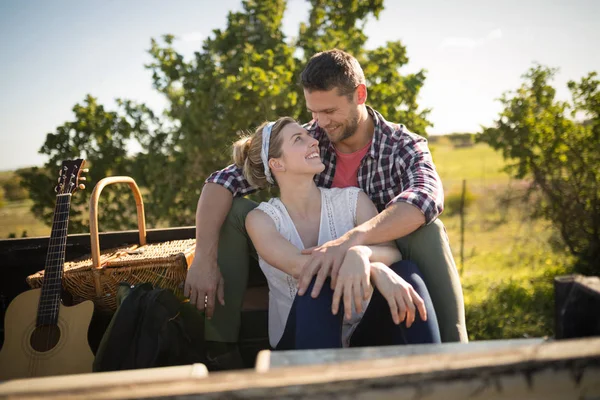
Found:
[351,191,408,257]
[184,183,233,316]
[194,183,234,262]
[185,162,257,316]
[339,137,443,246]
[345,202,425,247]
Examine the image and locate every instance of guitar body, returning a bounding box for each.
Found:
[0,159,94,380]
[0,289,94,380]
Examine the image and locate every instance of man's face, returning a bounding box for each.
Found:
[303,88,360,144]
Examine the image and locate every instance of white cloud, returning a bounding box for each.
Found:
[487,29,503,40]
[180,32,204,42]
[441,29,503,49]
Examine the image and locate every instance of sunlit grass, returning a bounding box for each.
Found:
[435,149,573,339]
[0,200,50,238]
[0,170,15,185]
[434,142,510,192]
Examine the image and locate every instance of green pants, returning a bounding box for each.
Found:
[205,197,468,343]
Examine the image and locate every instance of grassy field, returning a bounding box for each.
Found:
[433,141,572,339]
[434,139,510,190]
[0,171,51,238]
[0,142,573,339]
[0,200,50,238]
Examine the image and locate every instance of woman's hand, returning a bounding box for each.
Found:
[370,262,427,327]
[331,246,373,320]
[298,232,358,297]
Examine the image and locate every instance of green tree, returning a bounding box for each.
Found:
[18,96,164,233]
[479,65,600,273]
[296,1,430,131]
[21,0,432,232]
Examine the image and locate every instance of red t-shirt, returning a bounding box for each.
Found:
[331,139,372,188]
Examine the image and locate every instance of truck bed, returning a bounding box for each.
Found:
[0,227,270,366]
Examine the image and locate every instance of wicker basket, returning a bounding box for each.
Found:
[27,176,195,312]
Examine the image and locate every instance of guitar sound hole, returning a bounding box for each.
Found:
[30,325,61,352]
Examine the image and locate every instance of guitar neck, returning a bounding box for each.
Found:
[37,193,72,326]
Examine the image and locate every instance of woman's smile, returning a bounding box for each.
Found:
[305,151,320,160]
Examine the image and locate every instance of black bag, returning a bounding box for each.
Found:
[93,283,207,372]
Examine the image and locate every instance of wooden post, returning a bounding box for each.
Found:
[460,179,466,274]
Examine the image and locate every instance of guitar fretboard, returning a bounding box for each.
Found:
[37,194,71,326]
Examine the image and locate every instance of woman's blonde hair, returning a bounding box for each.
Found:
[232,117,296,188]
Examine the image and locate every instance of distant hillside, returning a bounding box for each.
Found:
[428,132,478,147]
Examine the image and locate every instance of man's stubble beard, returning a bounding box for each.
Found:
[329,109,360,144]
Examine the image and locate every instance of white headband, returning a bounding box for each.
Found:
[261,121,276,185]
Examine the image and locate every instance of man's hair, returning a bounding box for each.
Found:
[300,49,366,100]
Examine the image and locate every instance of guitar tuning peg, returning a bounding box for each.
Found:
[82,169,89,173]
[79,177,87,181]
[78,184,86,190]
[58,177,62,183]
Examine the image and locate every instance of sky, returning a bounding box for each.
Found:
[1,0,599,171]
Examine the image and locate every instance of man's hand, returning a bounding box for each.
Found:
[370,262,427,327]
[298,233,359,298]
[184,255,225,319]
[331,246,372,320]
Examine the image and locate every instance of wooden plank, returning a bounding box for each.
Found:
[255,338,546,371]
[1,336,599,399]
[0,363,207,394]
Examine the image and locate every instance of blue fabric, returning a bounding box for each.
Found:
[276,260,441,350]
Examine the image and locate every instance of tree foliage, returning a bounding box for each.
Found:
[19,0,431,233]
[479,66,600,273]
[18,96,166,233]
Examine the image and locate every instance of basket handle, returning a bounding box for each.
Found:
[89,176,147,270]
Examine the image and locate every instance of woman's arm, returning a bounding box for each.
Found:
[246,208,310,278]
[370,262,426,327]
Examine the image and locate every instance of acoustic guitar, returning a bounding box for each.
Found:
[0,159,94,380]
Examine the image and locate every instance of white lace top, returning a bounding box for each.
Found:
[255,187,371,348]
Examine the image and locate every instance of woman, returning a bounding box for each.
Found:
[234,117,440,350]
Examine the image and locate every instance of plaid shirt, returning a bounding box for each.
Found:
[206,107,444,224]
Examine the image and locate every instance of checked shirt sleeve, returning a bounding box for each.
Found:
[204,163,258,198]
[387,138,444,225]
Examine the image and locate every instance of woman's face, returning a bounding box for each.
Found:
[272,122,325,180]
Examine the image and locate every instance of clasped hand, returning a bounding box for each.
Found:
[298,240,427,327]
[298,235,356,298]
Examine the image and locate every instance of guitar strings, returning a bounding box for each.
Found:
[29,193,63,376]
[30,169,73,377]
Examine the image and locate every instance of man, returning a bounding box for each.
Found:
[185,49,468,368]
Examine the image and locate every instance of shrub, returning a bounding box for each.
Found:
[479,66,600,274]
[447,132,475,148]
[466,277,555,340]
[444,187,477,216]
[2,177,28,202]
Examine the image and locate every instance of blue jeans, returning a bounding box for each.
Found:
[276,260,441,350]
